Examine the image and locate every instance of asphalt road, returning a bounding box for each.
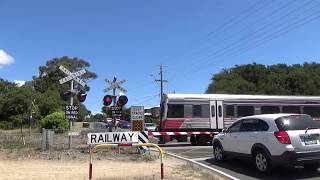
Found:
[162,144,320,180]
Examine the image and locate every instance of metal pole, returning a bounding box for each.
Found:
[69,80,74,149]
[29,113,32,136]
[159,64,163,131]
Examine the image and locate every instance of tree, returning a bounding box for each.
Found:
[0,86,36,129]
[31,56,98,121]
[206,62,320,95]
[32,56,97,93]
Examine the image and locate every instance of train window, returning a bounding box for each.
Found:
[261,106,280,114]
[184,105,192,118]
[226,105,234,117]
[237,106,254,117]
[211,105,215,117]
[201,104,210,118]
[167,104,184,118]
[303,106,320,117]
[282,106,301,113]
[218,105,222,117]
[193,105,201,117]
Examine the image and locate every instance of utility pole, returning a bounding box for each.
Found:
[155,64,167,130]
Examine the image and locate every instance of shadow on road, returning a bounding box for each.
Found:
[159,142,192,147]
[205,158,320,180]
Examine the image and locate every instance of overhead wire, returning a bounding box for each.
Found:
[167,0,320,85]
[162,0,274,67]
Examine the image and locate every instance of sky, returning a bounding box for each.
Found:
[1,0,320,114]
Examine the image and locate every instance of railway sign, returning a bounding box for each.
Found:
[65,105,78,119]
[131,106,144,120]
[131,106,144,131]
[104,77,127,93]
[59,66,87,87]
[111,106,122,118]
[87,132,139,144]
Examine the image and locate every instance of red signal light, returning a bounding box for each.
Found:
[103,95,113,106]
[78,93,87,102]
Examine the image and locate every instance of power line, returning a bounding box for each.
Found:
[161,0,274,67]
[167,0,320,84]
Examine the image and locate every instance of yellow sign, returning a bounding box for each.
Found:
[131,120,144,131]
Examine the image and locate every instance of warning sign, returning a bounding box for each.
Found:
[87,132,139,144]
[131,120,144,131]
[111,106,122,118]
[65,105,78,120]
[131,106,144,120]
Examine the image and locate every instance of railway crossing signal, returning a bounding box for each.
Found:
[117,95,128,106]
[103,75,127,130]
[59,65,87,149]
[103,95,113,106]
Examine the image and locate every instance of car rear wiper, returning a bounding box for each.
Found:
[305,127,319,134]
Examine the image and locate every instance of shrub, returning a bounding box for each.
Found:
[39,111,68,130]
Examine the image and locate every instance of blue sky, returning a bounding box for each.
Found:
[1,0,320,113]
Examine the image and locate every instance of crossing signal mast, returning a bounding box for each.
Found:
[103,75,128,130]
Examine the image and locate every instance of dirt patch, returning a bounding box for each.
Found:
[0,149,225,180]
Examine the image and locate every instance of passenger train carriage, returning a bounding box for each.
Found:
[160,94,320,145]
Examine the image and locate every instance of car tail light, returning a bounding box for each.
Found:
[274,131,291,144]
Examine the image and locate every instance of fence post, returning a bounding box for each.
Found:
[41,128,46,151]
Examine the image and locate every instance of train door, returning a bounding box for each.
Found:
[210,100,224,129]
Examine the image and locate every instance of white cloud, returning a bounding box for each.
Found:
[14,80,26,87]
[0,49,14,67]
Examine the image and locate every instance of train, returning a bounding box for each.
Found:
[159,93,320,145]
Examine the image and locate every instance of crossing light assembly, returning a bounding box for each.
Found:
[103,95,113,106]
[78,90,87,103]
[61,91,72,101]
[117,95,128,106]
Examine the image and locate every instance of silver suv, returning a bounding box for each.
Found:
[212,114,320,173]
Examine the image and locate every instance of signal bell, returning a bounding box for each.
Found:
[117,95,128,106]
[103,95,113,106]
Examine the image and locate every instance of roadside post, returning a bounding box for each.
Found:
[87,131,164,180]
[59,65,87,149]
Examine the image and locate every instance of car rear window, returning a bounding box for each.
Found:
[275,115,320,131]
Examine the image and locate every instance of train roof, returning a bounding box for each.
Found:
[164,93,320,101]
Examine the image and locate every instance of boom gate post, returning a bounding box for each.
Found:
[89,143,164,180]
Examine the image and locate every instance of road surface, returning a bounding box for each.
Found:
[162,143,320,180]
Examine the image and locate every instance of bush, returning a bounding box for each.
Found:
[39,111,68,130]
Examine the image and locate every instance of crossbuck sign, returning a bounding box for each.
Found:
[59,66,86,87]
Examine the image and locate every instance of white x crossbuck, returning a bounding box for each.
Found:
[59,65,87,87]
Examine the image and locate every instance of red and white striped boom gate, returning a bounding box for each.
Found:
[148,131,219,137]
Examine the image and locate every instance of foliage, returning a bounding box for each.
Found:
[206,62,320,95]
[39,111,68,130]
[0,56,97,129]
[0,86,36,129]
[31,56,97,121]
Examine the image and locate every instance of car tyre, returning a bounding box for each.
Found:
[213,143,225,162]
[254,150,270,173]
